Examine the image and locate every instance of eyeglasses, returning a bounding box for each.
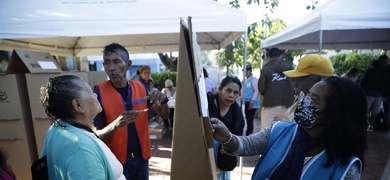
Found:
[297,91,325,107]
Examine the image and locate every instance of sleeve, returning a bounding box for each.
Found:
[230,122,274,156]
[93,86,106,129]
[251,77,260,101]
[65,150,107,180]
[258,68,267,95]
[343,161,361,180]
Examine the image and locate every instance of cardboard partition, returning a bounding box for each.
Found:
[6,49,62,74]
[170,18,216,180]
[86,71,108,88]
[2,49,64,179]
[2,49,89,179]
[0,74,38,180]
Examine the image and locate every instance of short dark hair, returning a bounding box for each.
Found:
[246,63,252,71]
[103,43,130,62]
[219,75,242,91]
[269,48,281,58]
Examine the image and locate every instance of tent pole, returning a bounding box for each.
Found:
[239,27,248,180]
[319,29,323,53]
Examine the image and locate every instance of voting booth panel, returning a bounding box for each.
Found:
[1,49,98,179]
[170,18,216,180]
[0,74,38,180]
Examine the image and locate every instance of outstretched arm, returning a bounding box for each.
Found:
[94,110,139,140]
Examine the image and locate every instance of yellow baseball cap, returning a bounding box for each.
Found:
[283,54,334,77]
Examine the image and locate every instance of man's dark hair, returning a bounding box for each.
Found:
[269,48,281,58]
[103,43,130,61]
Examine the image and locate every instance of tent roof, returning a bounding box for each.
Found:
[0,0,247,56]
[261,0,390,50]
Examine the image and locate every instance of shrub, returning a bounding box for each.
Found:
[330,53,379,82]
[151,72,177,90]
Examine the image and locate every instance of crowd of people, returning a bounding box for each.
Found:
[23,42,387,179]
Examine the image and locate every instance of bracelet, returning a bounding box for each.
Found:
[220,132,233,146]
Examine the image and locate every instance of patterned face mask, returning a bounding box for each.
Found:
[294,92,321,129]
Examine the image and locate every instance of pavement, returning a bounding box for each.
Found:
[149,118,390,180]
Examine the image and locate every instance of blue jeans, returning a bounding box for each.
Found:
[123,155,149,180]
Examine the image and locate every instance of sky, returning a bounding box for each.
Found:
[219,0,329,25]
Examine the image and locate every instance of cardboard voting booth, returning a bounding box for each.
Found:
[171,18,216,180]
[1,49,93,179]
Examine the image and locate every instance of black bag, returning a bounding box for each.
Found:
[216,144,237,171]
[31,156,49,180]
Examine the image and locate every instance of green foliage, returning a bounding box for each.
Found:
[215,18,286,71]
[306,0,318,10]
[151,71,177,90]
[0,51,9,63]
[330,53,379,81]
[246,0,279,13]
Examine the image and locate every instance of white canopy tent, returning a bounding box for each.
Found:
[0,0,247,57]
[261,0,390,51]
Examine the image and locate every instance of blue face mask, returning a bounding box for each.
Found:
[294,94,321,129]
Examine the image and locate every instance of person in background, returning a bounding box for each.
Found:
[258,47,294,130]
[148,79,155,89]
[129,66,141,80]
[138,65,152,90]
[361,59,385,131]
[93,43,169,180]
[161,79,176,99]
[283,54,334,121]
[39,75,125,179]
[211,76,367,179]
[0,147,16,180]
[243,63,260,135]
[382,55,390,125]
[204,68,217,94]
[161,79,176,128]
[342,67,359,83]
[207,75,245,180]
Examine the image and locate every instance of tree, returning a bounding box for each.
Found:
[306,0,319,10]
[214,0,322,72]
[215,18,287,72]
[158,0,320,72]
[329,52,379,82]
[158,53,178,72]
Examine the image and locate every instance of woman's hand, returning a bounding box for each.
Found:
[210,118,232,143]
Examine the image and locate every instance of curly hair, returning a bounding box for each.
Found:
[320,76,367,169]
[40,75,85,124]
[103,43,130,62]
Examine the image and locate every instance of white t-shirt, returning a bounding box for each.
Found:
[90,132,126,180]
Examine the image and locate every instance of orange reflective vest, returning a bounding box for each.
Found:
[98,80,151,164]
